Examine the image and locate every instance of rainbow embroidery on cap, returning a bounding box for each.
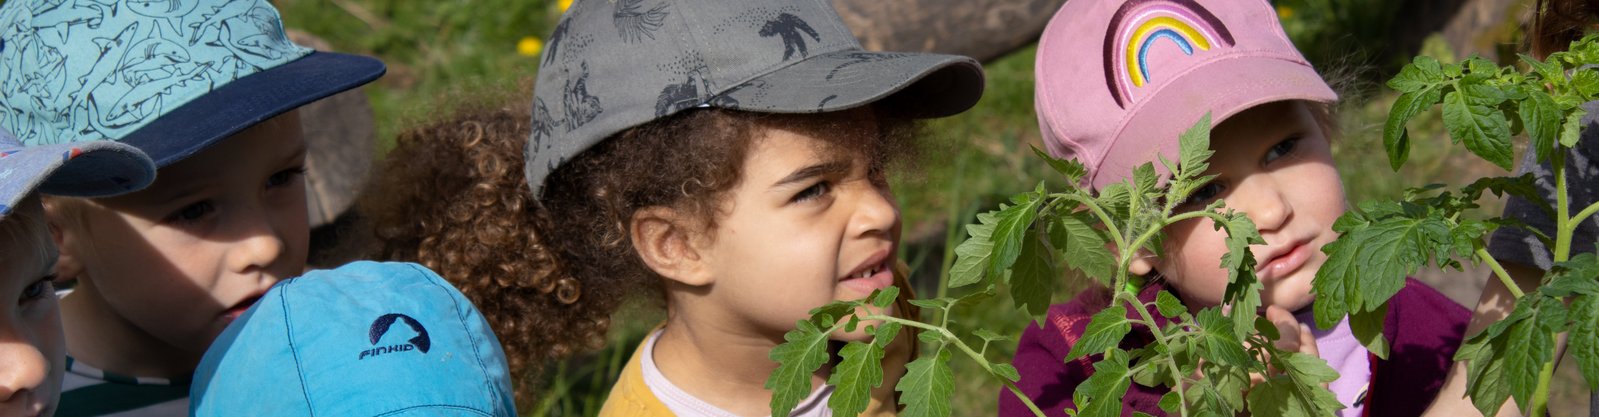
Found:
[1102,0,1235,108]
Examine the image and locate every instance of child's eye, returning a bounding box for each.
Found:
[19,276,54,305]
[167,201,216,223]
[1181,182,1224,207]
[1264,137,1301,164]
[267,166,307,188]
[792,181,832,203]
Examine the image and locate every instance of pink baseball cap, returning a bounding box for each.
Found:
[1035,0,1337,190]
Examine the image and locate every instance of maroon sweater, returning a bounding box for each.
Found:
[998,279,1468,417]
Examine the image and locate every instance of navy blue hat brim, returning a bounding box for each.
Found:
[120,51,386,167]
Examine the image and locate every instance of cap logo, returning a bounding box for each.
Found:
[358,313,431,360]
[1102,0,1235,108]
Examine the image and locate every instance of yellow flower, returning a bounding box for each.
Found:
[558,0,573,12]
[1276,5,1295,19]
[518,36,544,57]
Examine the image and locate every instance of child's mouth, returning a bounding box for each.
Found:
[840,253,895,293]
[1257,241,1311,282]
[223,294,264,320]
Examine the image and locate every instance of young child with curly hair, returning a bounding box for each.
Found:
[362,0,985,414]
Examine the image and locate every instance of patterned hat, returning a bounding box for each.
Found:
[524,0,986,197]
[1034,0,1337,189]
[0,0,386,167]
[191,261,516,416]
[0,126,155,218]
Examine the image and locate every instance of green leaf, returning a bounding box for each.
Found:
[1544,253,1599,296]
[1012,220,1058,320]
[1216,212,1264,339]
[1348,304,1391,359]
[973,328,1010,344]
[1159,392,1181,414]
[897,349,954,417]
[870,286,901,309]
[1053,211,1117,283]
[1196,308,1249,366]
[1442,91,1515,170]
[1388,55,1445,92]
[1573,68,1599,96]
[1066,306,1133,361]
[1570,295,1599,389]
[827,341,886,416]
[1520,53,1563,84]
[1033,145,1088,184]
[1521,91,1563,163]
[949,212,999,287]
[989,190,1046,280]
[992,363,1022,382]
[1248,352,1343,417]
[1177,113,1215,179]
[1156,290,1186,318]
[766,320,835,417]
[1561,107,1589,148]
[1384,87,1441,170]
[1503,307,1554,409]
[1466,335,1512,416]
[1074,348,1133,417]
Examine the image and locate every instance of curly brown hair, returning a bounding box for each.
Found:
[1534,0,1599,58]
[362,99,916,407]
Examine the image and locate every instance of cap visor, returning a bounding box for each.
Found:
[716,49,984,118]
[1095,56,1337,189]
[120,51,385,167]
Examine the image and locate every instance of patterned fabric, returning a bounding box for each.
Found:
[0,0,308,145]
[57,356,190,417]
[1488,100,1599,270]
[524,0,985,197]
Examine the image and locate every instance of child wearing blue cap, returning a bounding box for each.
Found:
[189,261,516,416]
[0,128,156,417]
[0,0,384,414]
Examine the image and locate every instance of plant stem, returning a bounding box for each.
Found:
[1476,247,1524,299]
[1057,193,1129,251]
[1572,199,1599,233]
[1529,150,1571,417]
[867,315,1048,417]
[1116,292,1191,417]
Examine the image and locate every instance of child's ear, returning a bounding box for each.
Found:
[631,206,713,287]
[43,210,85,281]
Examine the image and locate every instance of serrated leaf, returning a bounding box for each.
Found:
[1503,307,1553,410]
[1388,56,1445,92]
[1196,308,1249,366]
[1033,145,1088,184]
[1544,253,1599,296]
[1053,211,1117,283]
[1156,290,1186,318]
[1012,220,1058,320]
[1521,53,1564,84]
[1385,87,1441,170]
[767,320,835,417]
[907,298,953,311]
[1159,392,1181,414]
[949,212,999,287]
[827,341,886,416]
[1067,306,1133,361]
[973,328,1010,344]
[1443,91,1515,169]
[1465,333,1512,417]
[870,286,900,309]
[1178,114,1215,179]
[897,349,954,417]
[1570,295,1599,389]
[1573,68,1599,96]
[1247,352,1343,417]
[989,191,1046,280]
[1216,212,1264,339]
[1561,108,1588,148]
[1521,91,1562,163]
[1074,349,1132,417]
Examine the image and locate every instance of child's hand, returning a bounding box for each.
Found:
[1265,305,1318,358]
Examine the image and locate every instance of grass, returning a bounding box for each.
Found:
[270,0,1589,415]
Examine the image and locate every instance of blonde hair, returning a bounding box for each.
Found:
[2,194,58,269]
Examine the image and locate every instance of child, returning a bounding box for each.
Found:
[1001,1,1469,416]
[0,0,384,414]
[362,0,984,414]
[0,128,155,417]
[189,261,516,416]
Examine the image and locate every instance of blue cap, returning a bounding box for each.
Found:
[0,126,155,217]
[191,261,516,417]
[0,0,386,167]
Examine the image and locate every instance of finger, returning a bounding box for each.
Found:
[1298,323,1320,357]
[1266,306,1300,352]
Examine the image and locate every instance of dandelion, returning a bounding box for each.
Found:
[518,36,544,57]
[558,0,573,12]
[1276,5,1294,19]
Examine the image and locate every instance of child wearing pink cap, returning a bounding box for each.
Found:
[1000,0,1468,416]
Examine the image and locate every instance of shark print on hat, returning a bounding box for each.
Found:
[613,0,668,43]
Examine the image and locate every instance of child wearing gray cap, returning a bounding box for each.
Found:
[0,129,155,417]
[362,0,985,415]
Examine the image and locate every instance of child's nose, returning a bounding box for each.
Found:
[1237,177,1293,233]
[0,332,50,404]
[227,207,288,277]
[850,183,899,238]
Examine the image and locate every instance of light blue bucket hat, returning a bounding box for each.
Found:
[0,0,385,167]
[191,261,516,417]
